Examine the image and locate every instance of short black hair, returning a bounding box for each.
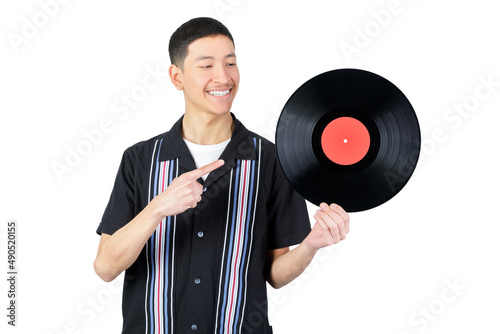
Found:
[168,17,235,70]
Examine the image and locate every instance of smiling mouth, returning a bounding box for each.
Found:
[207,89,231,97]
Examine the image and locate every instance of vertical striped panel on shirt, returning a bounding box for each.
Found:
[145,138,179,334]
[215,137,262,334]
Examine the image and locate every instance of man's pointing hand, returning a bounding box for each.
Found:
[150,159,225,217]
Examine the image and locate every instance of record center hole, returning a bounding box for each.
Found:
[343,139,348,143]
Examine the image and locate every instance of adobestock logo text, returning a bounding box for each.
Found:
[51,64,169,182]
[7,0,73,54]
[339,0,417,63]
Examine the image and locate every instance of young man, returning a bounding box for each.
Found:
[94,17,349,334]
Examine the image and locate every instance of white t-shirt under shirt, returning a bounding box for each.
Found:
[183,138,231,180]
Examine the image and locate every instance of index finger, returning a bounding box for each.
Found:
[188,159,225,179]
[329,203,350,232]
[319,203,347,235]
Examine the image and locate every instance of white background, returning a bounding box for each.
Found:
[1,0,499,333]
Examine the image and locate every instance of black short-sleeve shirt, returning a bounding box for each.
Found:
[97,114,311,334]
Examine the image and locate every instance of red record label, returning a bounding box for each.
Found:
[320,117,370,165]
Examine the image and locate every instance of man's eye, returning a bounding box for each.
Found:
[227,63,236,67]
[201,65,212,69]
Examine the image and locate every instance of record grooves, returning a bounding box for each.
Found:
[276,69,421,212]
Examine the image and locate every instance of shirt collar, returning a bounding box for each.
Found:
[159,112,257,162]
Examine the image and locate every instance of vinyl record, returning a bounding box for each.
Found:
[276,69,420,212]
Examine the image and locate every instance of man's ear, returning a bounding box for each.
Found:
[169,64,184,90]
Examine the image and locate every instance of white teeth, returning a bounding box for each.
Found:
[208,89,230,97]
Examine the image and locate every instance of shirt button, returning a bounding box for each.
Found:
[191,324,198,331]
[194,278,201,284]
[197,231,204,238]
[203,187,207,192]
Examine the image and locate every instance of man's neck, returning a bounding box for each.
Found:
[182,111,234,145]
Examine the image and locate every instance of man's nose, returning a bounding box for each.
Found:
[212,65,231,84]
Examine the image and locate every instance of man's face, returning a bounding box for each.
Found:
[176,35,239,117]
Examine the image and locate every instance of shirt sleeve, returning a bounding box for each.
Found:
[96,148,136,235]
[266,152,311,249]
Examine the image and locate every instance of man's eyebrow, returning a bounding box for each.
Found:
[194,53,237,62]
